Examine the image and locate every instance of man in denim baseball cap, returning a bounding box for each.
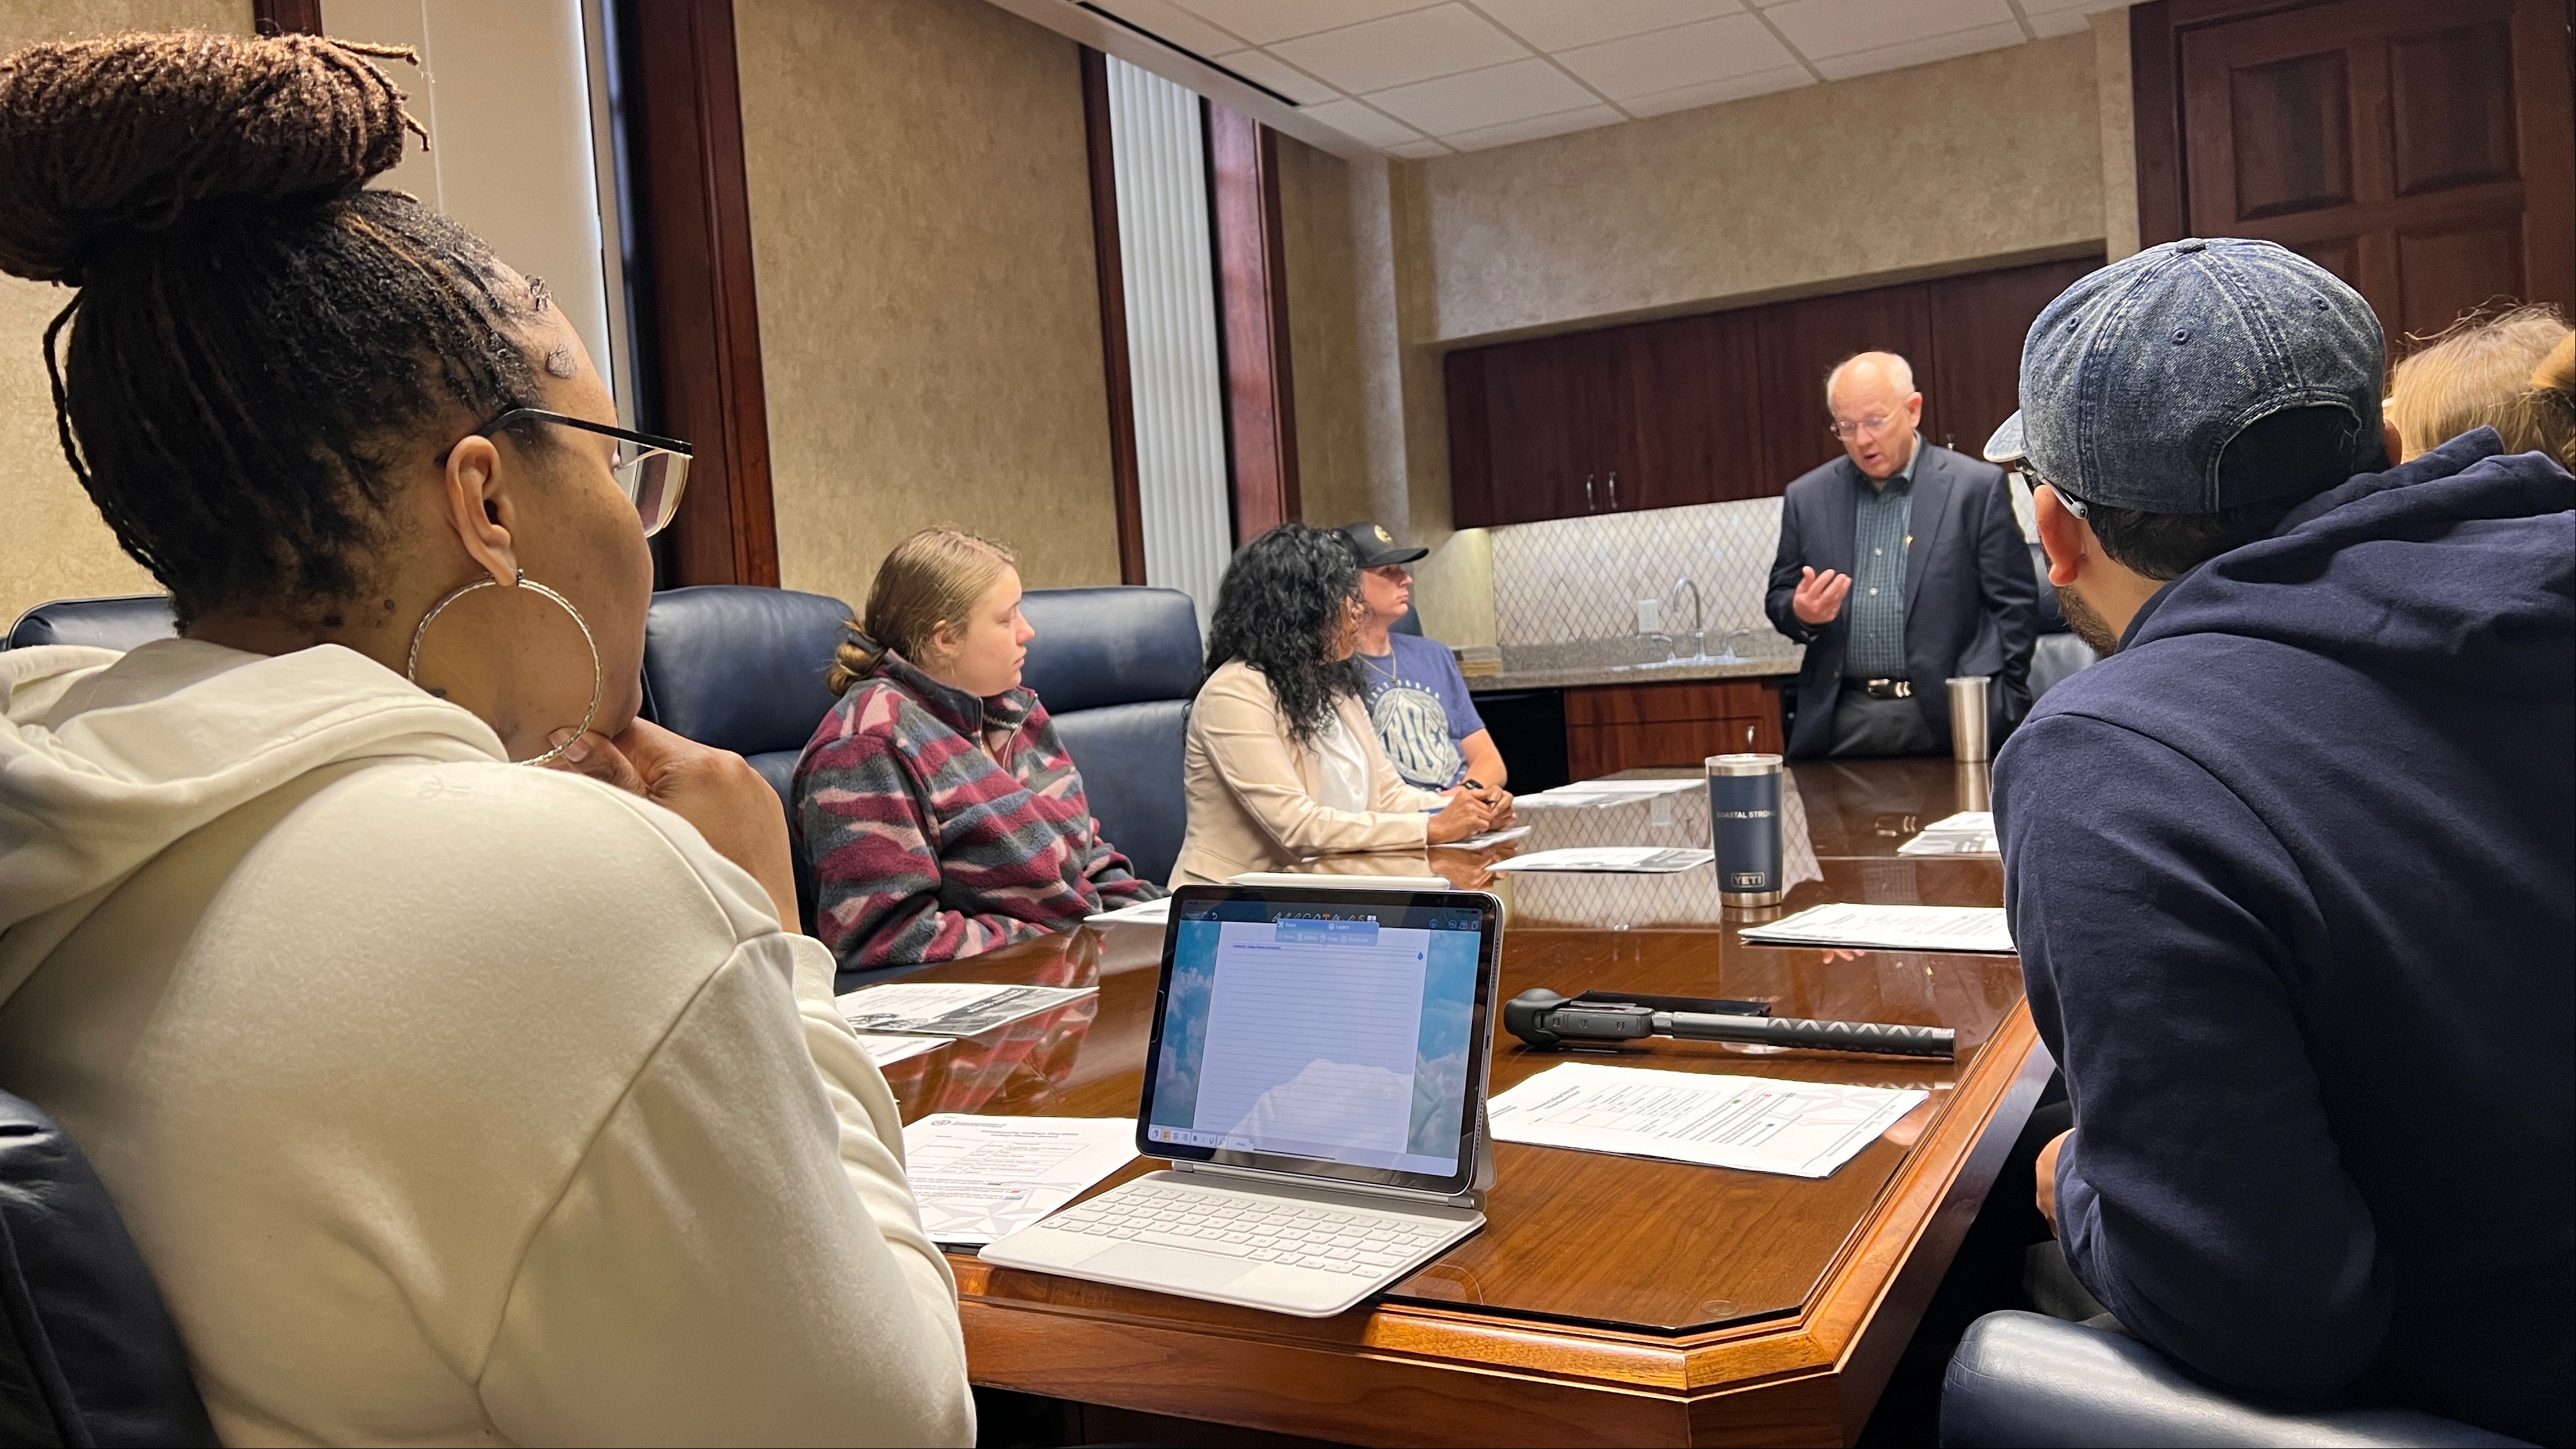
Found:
[1986,238,2572,1444]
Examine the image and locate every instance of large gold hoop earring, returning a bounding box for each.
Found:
[406,569,603,767]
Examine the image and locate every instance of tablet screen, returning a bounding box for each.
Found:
[1140,887,1499,1195]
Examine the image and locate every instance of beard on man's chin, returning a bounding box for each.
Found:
[2055,585,2123,656]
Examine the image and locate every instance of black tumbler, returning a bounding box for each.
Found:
[1706,753,1784,907]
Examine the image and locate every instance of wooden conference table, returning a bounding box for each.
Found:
[877,758,2046,1448]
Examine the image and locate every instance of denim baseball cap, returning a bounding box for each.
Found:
[1984,238,2384,513]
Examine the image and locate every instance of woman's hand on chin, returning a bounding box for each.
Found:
[547,719,802,932]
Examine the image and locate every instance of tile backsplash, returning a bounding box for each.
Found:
[1490,496,1788,650]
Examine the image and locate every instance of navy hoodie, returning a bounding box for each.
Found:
[1995,429,2573,1445]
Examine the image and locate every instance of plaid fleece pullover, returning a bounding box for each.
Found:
[792,650,1159,983]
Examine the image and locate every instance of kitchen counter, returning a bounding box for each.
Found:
[1467,647,1803,693]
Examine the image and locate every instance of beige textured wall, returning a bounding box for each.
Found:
[737,0,1121,610]
[0,0,252,625]
[2094,8,2142,262]
[1416,31,2106,344]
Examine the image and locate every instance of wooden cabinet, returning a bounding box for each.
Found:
[1562,678,1786,779]
[2138,0,2573,348]
[1448,255,2101,528]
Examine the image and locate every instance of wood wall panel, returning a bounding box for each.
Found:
[1922,258,2099,459]
[1624,310,1766,509]
[1208,104,1300,544]
[1080,49,1147,585]
[2224,50,2354,218]
[2388,20,2518,196]
[619,0,779,587]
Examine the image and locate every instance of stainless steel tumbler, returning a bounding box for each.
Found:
[1706,753,1784,907]
[1947,676,1992,763]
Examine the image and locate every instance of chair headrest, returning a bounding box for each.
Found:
[1018,586,1202,713]
[1392,604,1423,637]
[641,585,855,755]
[6,595,178,652]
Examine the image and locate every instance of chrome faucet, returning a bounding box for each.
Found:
[1668,576,1704,656]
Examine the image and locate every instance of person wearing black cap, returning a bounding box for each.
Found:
[1336,520,1506,796]
[1988,238,2572,1445]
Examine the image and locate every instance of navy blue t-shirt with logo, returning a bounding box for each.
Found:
[1357,634,1485,790]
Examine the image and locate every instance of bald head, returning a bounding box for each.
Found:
[1826,351,1915,408]
[1825,351,1924,482]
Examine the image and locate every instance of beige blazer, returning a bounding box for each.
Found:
[1170,659,1451,887]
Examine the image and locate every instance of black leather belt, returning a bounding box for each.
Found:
[1846,678,1913,700]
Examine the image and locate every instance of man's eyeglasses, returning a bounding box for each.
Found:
[1826,412,1905,442]
[2021,466,2088,519]
[470,408,694,538]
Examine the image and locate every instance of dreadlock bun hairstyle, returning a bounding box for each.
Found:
[0,30,550,627]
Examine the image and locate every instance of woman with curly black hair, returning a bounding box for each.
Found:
[0,30,967,1444]
[1172,525,1506,884]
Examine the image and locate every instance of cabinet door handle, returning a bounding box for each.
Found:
[1584,475,1597,510]
[1607,471,1620,509]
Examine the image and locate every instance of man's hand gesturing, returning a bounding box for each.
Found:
[1793,565,1853,625]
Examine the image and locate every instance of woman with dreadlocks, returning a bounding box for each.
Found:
[0,31,970,1444]
[1170,525,1508,885]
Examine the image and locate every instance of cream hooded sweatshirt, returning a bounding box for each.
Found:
[0,639,973,1446]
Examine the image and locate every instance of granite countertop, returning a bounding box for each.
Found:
[1464,638,1804,693]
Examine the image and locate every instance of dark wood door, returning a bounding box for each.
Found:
[1621,309,1767,509]
[2154,0,2573,350]
[1752,282,1936,486]
[1922,256,2102,459]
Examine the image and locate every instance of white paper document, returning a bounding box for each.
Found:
[900,1115,1137,1246]
[1488,846,1713,874]
[858,1034,947,1069]
[836,982,1096,1037]
[1896,811,1998,857]
[1485,1062,1928,1178]
[1520,777,1699,809]
[1739,902,2015,954]
[1084,895,1173,926]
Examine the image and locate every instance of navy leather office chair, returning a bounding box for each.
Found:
[5,595,178,652]
[1940,1312,2532,1448]
[0,1090,214,1447]
[1017,586,1202,887]
[2025,542,2097,699]
[639,585,855,931]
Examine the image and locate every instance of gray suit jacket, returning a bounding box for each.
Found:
[1764,444,2038,758]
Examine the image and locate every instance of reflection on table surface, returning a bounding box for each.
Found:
[878,758,2031,1336]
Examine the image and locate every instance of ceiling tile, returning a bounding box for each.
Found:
[1211,49,1342,105]
[1172,0,1434,46]
[1296,97,1429,149]
[1443,103,1627,151]
[2024,8,2089,37]
[1386,138,1457,160]
[1764,0,2014,59]
[1556,12,1797,100]
[1810,18,2025,79]
[2019,0,2129,13]
[1366,57,1600,134]
[1270,4,1533,95]
[1469,0,1745,54]
[1621,63,1813,116]
[1087,0,1248,58]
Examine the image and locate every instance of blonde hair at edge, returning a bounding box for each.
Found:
[2388,304,2576,469]
[827,527,1018,695]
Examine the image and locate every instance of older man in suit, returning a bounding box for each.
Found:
[1765,351,2036,757]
